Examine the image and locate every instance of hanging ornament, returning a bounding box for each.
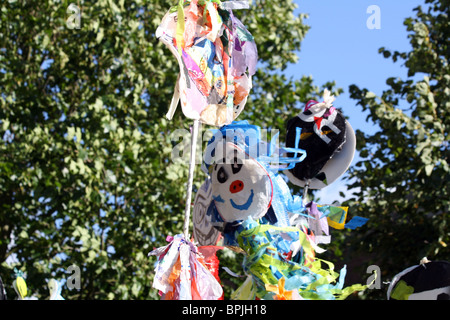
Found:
[13,269,28,300]
[153,0,369,301]
[199,120,306,246]
[149,234,223,300]
[156,0,258,126]
[194,120,368,300]
[192,178,221,246]
[285,89,356,189]
[48,279,65,300]
[387,259,450,300]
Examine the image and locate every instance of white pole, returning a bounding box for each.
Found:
[183,119,200,240]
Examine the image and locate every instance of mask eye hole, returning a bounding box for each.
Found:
[231,156,242,174]
[217,166,228,183]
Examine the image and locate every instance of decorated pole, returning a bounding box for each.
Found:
[149,0,258,300]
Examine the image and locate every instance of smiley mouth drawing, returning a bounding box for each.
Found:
[210,143,273,223]
[212,188,254,212]
[230,189,254,210]
[212,189,255,210]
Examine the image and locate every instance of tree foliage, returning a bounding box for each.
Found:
[333,0,449,298]
[0,0,338,299]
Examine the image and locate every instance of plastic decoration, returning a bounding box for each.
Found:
[198,245,225,299]
[387,259,450,300]
[149,234,223,300]
[152,0,368,301]
[265,277,303,300]
[200,120,307,246]
[193,178,221,246]
[194,120,368,300]
[230,217,367,300]
[0,271,67,300]
[316,204,369,231]
[13,269,27,300]
[150,1,256,301]
[156,0,258,126]
[285,89,356,189]
[48,279,65,300]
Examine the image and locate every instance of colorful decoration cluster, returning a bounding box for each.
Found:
[155,0,257,126]
[149,0,448,302]
[1,1,449,303]
[190,119,369,300]
[149,0,370,300]
[150,0,259,300]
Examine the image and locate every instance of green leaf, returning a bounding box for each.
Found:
[67,127,75,141]
[96,28,104,43]
[105,169,117,184]
[365,91,376,99]
[425,163,434,176]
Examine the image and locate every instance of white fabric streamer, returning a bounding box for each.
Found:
[220,0,250,10]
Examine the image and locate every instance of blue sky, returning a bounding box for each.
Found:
[289,0,425,202]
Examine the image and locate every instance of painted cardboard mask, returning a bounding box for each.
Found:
[210,142,273,222]
[285,89,356,189]
[388,260,450,300]
[192,178,221,246]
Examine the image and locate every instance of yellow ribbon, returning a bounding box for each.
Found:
[15,276,27,299]
[175,0,186,53]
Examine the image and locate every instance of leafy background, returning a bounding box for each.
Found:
[0,0,448,299]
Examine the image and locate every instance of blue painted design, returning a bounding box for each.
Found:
[212,194,225,203]
[202,120,306,173]
[230,189,254,210]
[344,216,369,230]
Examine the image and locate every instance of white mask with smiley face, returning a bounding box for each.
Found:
[210,142,273,222]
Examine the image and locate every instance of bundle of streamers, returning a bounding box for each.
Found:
[149,234,223,300]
